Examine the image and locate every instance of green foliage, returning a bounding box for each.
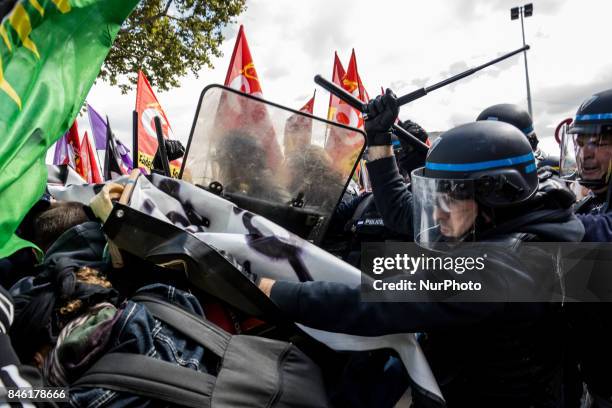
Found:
[99,0,246,93]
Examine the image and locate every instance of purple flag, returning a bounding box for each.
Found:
[87,103,108,150]
[52,133,75,167]
[116,139,133,171]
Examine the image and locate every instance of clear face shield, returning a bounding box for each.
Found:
[560,122,612,190]
[180,85,365,230]
[412,169,479,249]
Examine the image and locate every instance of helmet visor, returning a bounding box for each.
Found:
[412,169,478,249]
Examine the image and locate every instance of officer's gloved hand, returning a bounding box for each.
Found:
[399,119,429,144]
[396,119,429,177]
[536,177,576,209]
[153,139,186,171]
[0,286,14,334]
[364,89,399,146]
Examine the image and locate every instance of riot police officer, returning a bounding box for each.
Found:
[561,89,612,406]
[476,103,562,173]
[259,90,584,407]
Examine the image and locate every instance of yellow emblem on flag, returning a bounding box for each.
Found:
[9,3,40,58]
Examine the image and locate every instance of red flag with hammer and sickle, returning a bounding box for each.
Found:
[325,49,369,174]
[219,25,282,170]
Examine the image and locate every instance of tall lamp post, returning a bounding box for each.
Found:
[511,3,533,118]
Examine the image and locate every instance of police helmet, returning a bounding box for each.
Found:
[477,103,538,151]
[412,121,538,245]
[565,89,612,190]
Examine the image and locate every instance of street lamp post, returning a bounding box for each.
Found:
[511,3,533,118]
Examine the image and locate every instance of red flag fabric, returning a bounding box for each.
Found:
[341,49,368,128]
[81,131,102,183]
[219,25,282,169]
[66,121,87,179]
[299,92,315,114]
[224,25,263,96]
[283,91,316,155]
[325,50,369,174]
[326,52,346,122]
[135,71,181,177]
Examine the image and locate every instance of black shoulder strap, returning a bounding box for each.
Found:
[131,294,231,357]
[72,353,215,408]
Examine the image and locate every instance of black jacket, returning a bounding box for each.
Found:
[327,192,413,267]
[565,192,612,401]
[271,157,584,407]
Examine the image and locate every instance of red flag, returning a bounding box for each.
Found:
[65,121,87,179]
[220,25,282,169]
[325,49,369,174]
[299,92,315,114]
[81,131,103,183]
[224,25,263,96]
[135,71,181,177]
[326,51,346,122]
[341,49,368,128]
[284,91,316,155]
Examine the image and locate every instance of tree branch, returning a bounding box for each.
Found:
[141,0,175,24]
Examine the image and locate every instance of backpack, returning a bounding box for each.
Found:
[72,294,331,407]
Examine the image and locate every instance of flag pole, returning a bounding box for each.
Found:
[103,117,111,180]
[154,116,171,177]
[132,110,138,170]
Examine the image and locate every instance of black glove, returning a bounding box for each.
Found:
[153,139,186,170]
[530,175,576,210]
[0,286,14,334]
[364,89,399,146]
[398,119,429,145]
[394,119,429,178]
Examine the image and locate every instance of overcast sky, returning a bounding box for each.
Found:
[69,0,612,161]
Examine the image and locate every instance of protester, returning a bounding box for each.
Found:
[284,145,344,211]
[0,285,58,407]
[257,90,584,407]
[152,139,186,175]
[215,130,290,202]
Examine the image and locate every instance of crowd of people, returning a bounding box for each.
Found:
[2,84,612,408]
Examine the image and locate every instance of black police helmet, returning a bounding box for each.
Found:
[477,103,538,151]
[422,121,538,207]
[569,88,612,135]
[567,89,612,190]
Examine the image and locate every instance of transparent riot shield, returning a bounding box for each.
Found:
[180,85,365,242]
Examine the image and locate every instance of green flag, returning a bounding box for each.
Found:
[0,0,138,258]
